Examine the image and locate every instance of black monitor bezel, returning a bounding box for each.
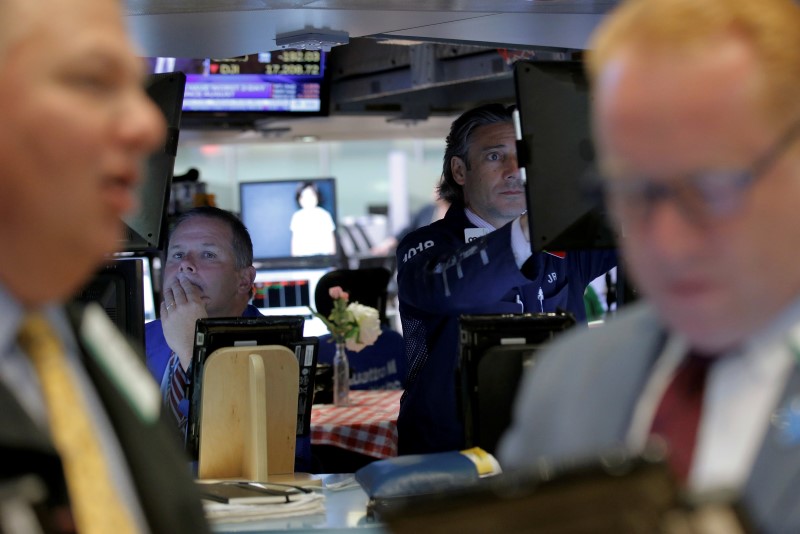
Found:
[514,59,617,252]
[121,72,186,253]
[186,315,307,459]
[73,258,146,354]
[457,312,576,453]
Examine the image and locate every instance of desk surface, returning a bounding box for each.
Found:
[212,475,387,533]
[311,391,402,459]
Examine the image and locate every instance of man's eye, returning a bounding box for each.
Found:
[203,252,217,259]
[487,152,501,162]
[69,73,117,94]
[171,252,184,260]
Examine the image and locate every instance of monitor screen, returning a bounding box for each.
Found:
[457,312,576,454]
[253,267,333,337]
[73,258,146,355]
[513,60,617,252]
[121,72,186,253]
[145,51,329,129]
[240,178,339,270]
[186,315,310,459]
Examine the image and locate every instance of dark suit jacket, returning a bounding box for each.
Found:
[0,303,210,533]
[498,302,800,534]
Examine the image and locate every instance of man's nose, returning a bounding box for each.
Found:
[115,84,166,157]
[179,257,196,272]
[505,153,521,179]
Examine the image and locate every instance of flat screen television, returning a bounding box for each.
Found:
[144,50,329,129]
[513,60,617,252]
[121,71,186,253]
[240,177,339,270]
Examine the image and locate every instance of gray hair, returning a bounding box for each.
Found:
[170,206,253,269]
[438,103,516,205]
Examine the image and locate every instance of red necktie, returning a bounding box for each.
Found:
[649,352,714,483]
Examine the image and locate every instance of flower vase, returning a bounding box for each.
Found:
[333,342,350,406]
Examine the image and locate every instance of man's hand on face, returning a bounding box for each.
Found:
[160,274,207,370]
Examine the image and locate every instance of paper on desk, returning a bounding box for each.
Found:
[203,491,326,523]
[323,473,360,491]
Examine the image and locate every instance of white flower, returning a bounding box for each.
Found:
[344,303,381,352]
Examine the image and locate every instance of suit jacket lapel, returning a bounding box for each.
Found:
[585,305,668,448]
[742,364,800,531]
[66,303,211,534]
[0,382,70,507]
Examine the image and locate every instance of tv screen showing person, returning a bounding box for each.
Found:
[291,181,336,257]
[240,177,338,269]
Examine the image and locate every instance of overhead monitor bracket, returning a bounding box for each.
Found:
[276,28,349,52]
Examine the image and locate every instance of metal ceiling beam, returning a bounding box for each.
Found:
[328,39,574,117]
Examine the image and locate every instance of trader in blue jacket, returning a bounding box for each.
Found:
[396,103,617,454]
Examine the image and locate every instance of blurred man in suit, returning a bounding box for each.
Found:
[0,0,210,531]
[500,0,800,531]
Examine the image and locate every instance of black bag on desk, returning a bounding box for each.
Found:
[379,448,753,534]
[355,447,500,520]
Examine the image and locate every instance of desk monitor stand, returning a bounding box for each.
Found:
[197,345,299,480]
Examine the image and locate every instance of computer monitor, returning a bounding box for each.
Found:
[186,316,315,461]
[121,72,186,253]
[140,256,157,323]
[252,267,333,337]
[457,312,576,454]
[513,60,617,252]
[240,177,339,270]
[73,258,146,354]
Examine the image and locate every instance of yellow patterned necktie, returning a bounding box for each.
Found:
[17,313,140,534]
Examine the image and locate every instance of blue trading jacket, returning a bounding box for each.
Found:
[395,205,616,455]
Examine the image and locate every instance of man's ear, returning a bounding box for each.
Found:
[451,156,467,186]
[238,266,257,294]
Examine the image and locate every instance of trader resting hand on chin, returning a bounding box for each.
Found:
[145,207,258,437]
[160,273,209,371]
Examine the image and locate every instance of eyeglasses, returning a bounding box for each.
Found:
[601,119,800,226]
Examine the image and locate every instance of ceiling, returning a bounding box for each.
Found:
[126,0,618,144]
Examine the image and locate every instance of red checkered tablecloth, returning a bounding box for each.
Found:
[310,390,403,459]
